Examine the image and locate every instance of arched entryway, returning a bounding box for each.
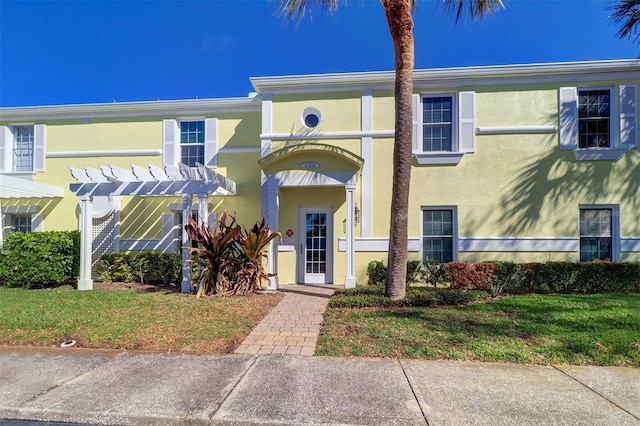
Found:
[259,143,363,289]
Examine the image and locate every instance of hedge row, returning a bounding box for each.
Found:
[329,286,486,308]
[96,251,182,284]
[367,260,640,295]
[0,231,80,288]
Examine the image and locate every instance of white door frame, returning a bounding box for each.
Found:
[298,206,334,284]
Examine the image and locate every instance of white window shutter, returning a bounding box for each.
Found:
[619,84,637,149]
[412,94,420,152]
[161,213,178,253]
[559,87,578,150]
[458,91,475,153]
[32,214,43,232]
[162,119,178,166]
[207,212,217,229]
[0,126,7,172]
[204,118,218,167]
[33,124,46,172]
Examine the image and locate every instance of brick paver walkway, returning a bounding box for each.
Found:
[234,285,335,356]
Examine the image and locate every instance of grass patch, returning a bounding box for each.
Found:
[0,287,283,353]
[317,291,640,366]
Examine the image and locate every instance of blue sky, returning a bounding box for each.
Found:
[0,0,637,107]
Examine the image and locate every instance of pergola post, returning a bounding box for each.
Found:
[181,195,192,293]
[345,183,356,288]
[78,195,94,290]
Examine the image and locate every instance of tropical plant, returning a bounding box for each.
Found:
[610,0,640,48]
[279,0,504,300]
[185,213,280,297]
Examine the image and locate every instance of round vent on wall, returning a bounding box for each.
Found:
[302,107,321,129]
[91,196,116,218]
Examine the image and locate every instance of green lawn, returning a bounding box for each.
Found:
[0,287,283,353]
[317,291,640,366]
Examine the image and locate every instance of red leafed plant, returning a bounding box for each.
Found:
[446,262,496,291]
[185,212,280,297]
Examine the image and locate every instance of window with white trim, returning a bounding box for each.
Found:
[0,124,46,173]
[579,206,619,261]
[413,92,475,165]
[13,126,34,172]
[180,120,205,167]
[560,85,637,160]
[162,118,218,168]
[421,207,457,263]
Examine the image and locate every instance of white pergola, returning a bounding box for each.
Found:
[69,163,236,292]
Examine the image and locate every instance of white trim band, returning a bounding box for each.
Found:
[338,238,421,252]
[476,126,558,135]
[459,237,579,252]
[47,149,162,158]
[621,238,640,252]
[218,146,261,153]
[261,130,394,141]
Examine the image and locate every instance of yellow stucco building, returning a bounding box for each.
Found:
[1,60,638,290]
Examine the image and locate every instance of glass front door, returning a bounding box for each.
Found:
[298,207,333,284]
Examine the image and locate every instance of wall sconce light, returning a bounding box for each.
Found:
[354,205,360,225]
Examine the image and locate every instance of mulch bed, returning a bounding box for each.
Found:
[93,281,180,293]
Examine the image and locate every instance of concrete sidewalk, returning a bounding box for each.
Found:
[0,348,638,425]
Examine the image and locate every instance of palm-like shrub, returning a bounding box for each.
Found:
[185,213,280,297]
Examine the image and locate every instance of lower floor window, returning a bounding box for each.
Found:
[579,208,612,261]
[10,215,32,234]
[422,208,455,263]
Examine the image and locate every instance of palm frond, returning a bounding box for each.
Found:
[279,0,341,22]
[609,0,640,44]
[441,0,505,23]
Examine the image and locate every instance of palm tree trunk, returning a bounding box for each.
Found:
[382,0,414,300]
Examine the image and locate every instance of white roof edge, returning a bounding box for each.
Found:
[250,59,640,93]
[0,175,65,198]
[0,96,261,121]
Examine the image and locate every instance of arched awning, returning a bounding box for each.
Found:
[258,143,363,176]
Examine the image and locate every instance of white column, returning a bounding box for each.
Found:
[78,195,94,290]
[181,195,192,293]
[197,195,208,228]
[345,183,356,288]
[266,177,279,290]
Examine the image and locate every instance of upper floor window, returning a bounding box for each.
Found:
[13,126,34,172]
[162,118,218,168]
[0,124,46,173]
[413,92,475,165]
[578,89,610,149]
[180,120,205,167]
[423,97,453,152]
[560,85,637,160]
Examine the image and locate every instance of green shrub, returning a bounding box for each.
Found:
[366,260,387,285]
[330,286,485,308]
[97,251,181,284]
[366,259,425,287]
[493,261,528,296]
[0,231,79,288]
[419,261,450,288]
